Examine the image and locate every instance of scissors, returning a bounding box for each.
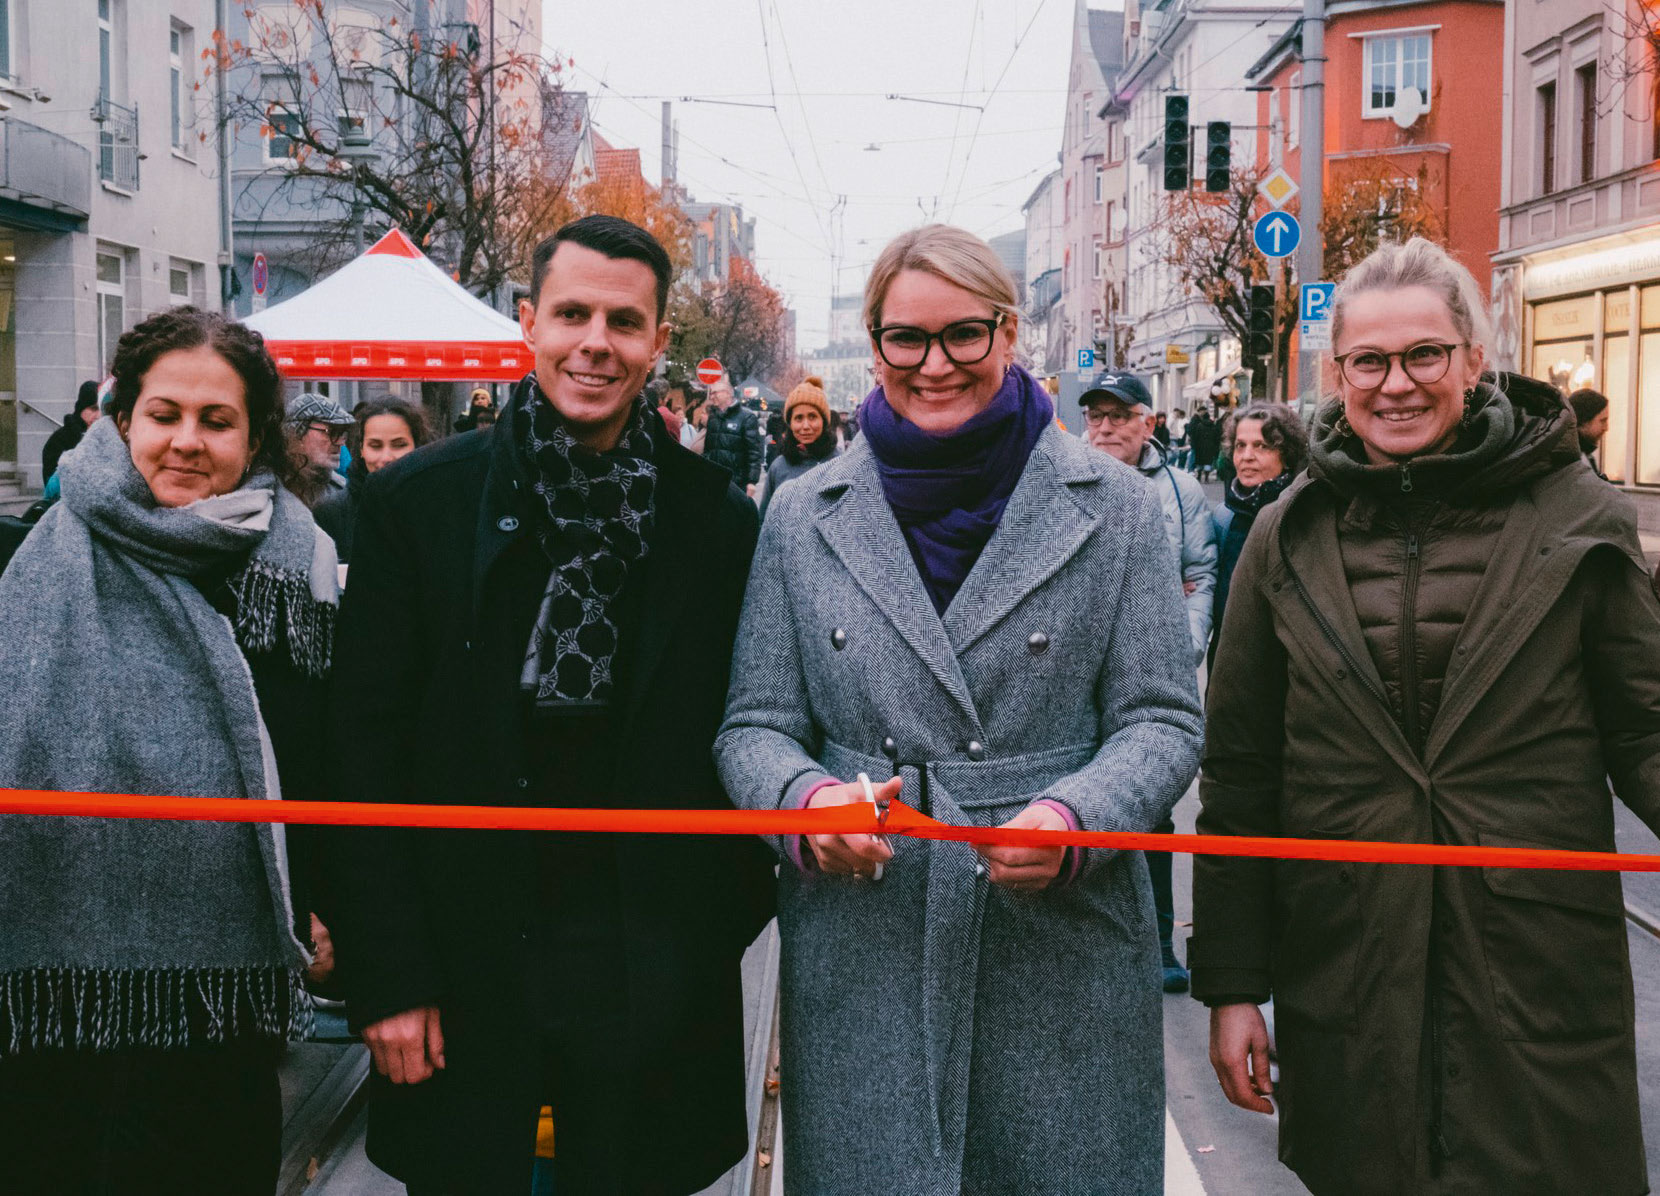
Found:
[856,772,891,882]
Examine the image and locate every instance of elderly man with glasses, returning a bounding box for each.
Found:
[283,392,355,509]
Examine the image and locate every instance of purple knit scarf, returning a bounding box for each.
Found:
[859,363,1053,613]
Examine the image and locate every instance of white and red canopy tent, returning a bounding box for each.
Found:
[242,228,530,382]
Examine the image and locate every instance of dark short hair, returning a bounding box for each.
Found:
[351,394,431,455]
[1568,388,1609,426]
[1230,402,1310,477]
[109,306,288,482]
[76,379,100,413]
[528,214,672,321]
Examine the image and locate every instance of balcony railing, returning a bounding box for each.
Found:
[0,117,91,224]
[92,94,139,191]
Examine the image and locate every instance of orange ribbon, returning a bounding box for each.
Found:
[2,787,1658,873]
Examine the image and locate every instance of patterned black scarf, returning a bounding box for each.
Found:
[515,379,657,708]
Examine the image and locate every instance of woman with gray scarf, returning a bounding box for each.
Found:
[0,307,338,1194]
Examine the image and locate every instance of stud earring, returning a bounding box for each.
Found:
[1462,386,1477,427]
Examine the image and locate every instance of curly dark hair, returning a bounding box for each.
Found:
[108,306,288,481]
[1225,402,1310,478]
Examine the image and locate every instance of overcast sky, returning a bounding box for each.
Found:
[543,0,1084,349]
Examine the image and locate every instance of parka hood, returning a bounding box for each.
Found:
[1310,372,1580,505]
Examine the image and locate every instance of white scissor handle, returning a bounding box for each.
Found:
[856,772,885,882]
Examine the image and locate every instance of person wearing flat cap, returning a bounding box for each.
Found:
[1079,369,1217,995]
[283,392,355,509]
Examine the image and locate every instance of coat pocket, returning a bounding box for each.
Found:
[1270,829,1362,1032]
[1479,828,1630,1042]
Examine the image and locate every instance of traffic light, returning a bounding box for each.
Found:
[1205,121,1231,192]
[1248,284,1275,359]
[1163,95,1190,191]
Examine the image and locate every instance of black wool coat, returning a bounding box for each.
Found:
[323,410,775,1194]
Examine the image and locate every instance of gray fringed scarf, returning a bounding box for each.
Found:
[0,416,337,1054]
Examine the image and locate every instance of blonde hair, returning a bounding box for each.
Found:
[863,224,1020,331]
[1331,237,1492,358]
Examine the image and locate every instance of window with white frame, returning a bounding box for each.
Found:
[1094,242,1103,280]
[264,76,301,161]
[1288,71,1301,146]
[169,25,188,149]
[1268,89,1282,167]
[96,249,125,369]
[1094,164,1103,204]
[168,260,192,306]
[1364,33,1432,117]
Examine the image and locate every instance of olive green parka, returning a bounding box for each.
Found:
[1192,374,1660,1194]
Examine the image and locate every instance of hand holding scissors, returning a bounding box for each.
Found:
[802,774,900,879]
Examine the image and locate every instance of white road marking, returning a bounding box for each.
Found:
[1165,1107,1209,1195]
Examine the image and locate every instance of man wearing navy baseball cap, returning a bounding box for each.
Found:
[1079,368,1216,994]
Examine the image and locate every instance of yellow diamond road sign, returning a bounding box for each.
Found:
[1258,168,1299,209]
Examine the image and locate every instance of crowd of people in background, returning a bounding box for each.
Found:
[1,216,1659,1196]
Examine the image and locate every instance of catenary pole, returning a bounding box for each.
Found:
[1294,0,1325,409]
[215,0,233,316]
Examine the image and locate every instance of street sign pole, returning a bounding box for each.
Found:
[1295,0,1327,409]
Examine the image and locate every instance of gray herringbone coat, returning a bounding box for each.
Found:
[716,425,1204,1195]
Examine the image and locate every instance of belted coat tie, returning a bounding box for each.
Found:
[716,425,1204,1194]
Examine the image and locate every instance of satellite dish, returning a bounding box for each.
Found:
[1391,87,1425,129]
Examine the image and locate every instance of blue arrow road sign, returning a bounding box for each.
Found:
[1078,348,1095,370]
[1253,211,1301,259]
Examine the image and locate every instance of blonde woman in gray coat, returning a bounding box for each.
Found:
[716,225,1204,1195]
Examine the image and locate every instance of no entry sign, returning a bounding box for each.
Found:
[696,358,724,386]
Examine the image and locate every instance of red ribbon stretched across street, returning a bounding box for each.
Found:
[2,787,1658,873]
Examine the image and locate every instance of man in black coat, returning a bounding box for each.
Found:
[41,380,101,483]
[324,215,775,1195]
[700,377,764,495]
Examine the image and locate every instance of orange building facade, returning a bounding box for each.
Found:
[1247,0,1505,294]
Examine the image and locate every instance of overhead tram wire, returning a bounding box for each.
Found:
[936,0,985,224]
[754,0,837,256]
[572,66,835,258]
[947,0,1055,220]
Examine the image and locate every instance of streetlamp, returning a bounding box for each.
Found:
[337,128,379,405]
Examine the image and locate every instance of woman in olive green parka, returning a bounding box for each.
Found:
[1192,238,1660,1195]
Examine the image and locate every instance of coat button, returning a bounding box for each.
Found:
[1027,632,1050,656]
[966,741,986,761]
[974,860,988,879]
[497,516,519,532]
[831,628,847,651]
[881,737,898,759]
[516,777,529,789]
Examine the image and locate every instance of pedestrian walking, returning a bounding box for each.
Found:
[282,391,354,508]
[0,307,337,1195]
[759,374,838,519]
[1080,370,1218,995]
[717,224,1203,1196]
[1169,406,1189,467]
[322,215,774,1195]
[1187,405,1220,481]
[314,395,431,564]
[1569,387,1611,480]
[1208,403,1308,666]
[1152,410,1171,448]
[1192,237,1660,1195]
[40,380,101,484]
[701,375,764,495]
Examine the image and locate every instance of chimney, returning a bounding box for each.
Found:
[661,101,673,189]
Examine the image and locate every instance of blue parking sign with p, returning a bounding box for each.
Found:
[1078,349,1095,370]
[1301,282,1335,323]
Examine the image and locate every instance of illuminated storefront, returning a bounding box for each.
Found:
[1520,228,1660,487]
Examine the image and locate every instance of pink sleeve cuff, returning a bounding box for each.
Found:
[786,777,843,873]
[1032,798,1084,886]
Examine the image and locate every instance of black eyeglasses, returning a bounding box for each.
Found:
[869,314,1005,370]
[1082,406,1143,427]
[306,423,349,446]
[1333,341,1466,390]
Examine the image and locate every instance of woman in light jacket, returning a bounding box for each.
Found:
[716,224,1203,1195]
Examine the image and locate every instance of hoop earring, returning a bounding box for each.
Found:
[1334,409,1354,438]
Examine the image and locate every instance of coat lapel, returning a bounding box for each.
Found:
[812,443,984,734]
[941,425,1103,655]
